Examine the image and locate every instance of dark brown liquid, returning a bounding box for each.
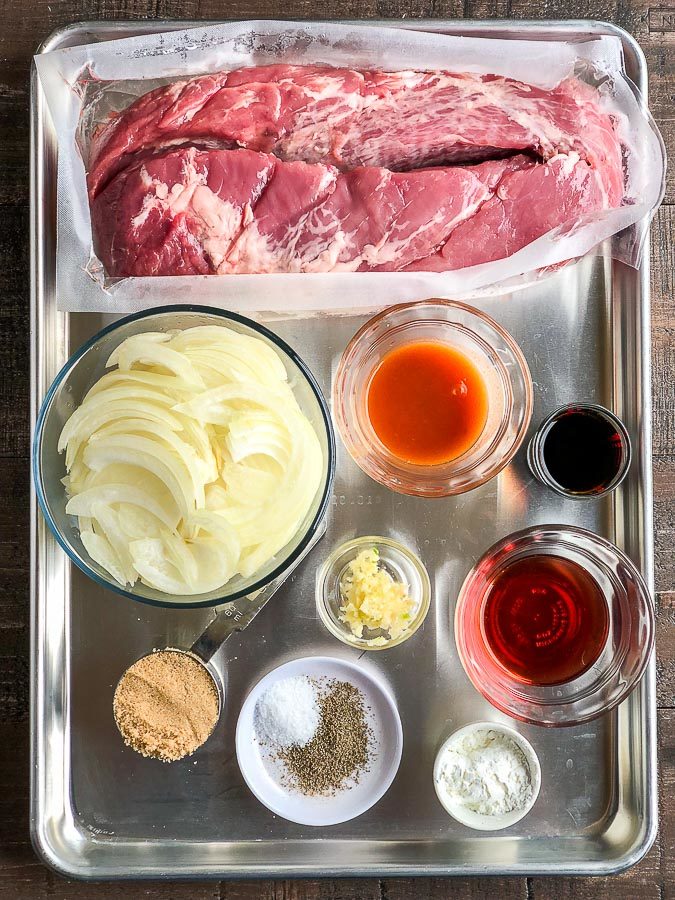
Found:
[542,409,625,494]
[482,555,609,685]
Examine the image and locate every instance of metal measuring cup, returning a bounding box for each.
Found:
[113,524,326,760]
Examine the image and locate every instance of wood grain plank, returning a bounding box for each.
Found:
[651,206,675,472]
[655,458,675,596]
[381,878,526,898]
[0,208,30,459]
[657,592,675,708]
[0,458,29,728]
[0,2,673,897]
[652,206,675,331]
[0,866,221,900]
[642,42,675,207]
[0,458,29,601]
[221,882,382,899]
[0,723,29,855]
[529,846,662,900]
[660,708,675,889]
[0,89,29,206]
[220,881,526,899]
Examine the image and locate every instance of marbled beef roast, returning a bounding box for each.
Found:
[87,64,624,276]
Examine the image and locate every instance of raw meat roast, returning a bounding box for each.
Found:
[87,64,624,276]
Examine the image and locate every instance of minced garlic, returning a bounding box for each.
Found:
[338,547,415,642]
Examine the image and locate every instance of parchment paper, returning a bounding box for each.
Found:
[34,20,666,314]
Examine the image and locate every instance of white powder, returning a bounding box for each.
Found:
[254,675,320,749]
[436,727,533,817]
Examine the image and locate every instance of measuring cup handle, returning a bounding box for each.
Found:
[189,519,327,664]
[189,591,270,662]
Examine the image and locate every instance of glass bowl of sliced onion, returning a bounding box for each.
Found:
[33,305,335,607]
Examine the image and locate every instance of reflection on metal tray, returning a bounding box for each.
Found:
[30,19,656,879]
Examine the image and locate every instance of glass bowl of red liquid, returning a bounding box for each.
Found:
[455,525,654,726]
[333,300,532,497]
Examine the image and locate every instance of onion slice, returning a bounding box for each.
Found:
[59,324,324,595]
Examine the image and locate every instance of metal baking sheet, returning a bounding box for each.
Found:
[30,19,657,879]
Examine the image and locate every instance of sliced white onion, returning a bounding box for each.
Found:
[81,531,129,586]
[59,325,324,596]
[107,334,205,389]
[65,483,179,531]
[82,369,200,402]
[128,537,189,594]
[82,435,199,517]
[90,502,138,586]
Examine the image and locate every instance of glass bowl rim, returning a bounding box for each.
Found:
[315,535,432,650]
[32,303,336,609]
[454,523,655,726]
[333,298,533,497]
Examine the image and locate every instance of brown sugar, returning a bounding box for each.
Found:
[113,650,220,762]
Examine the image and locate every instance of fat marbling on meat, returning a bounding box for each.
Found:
[92,146,609,276]
[87,63,624,276]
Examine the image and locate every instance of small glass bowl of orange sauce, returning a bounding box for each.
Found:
[333,300,532,497]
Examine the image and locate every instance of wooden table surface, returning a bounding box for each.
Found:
[1,2,673,897]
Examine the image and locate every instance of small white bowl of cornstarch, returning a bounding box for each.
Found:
[236,656,403,826]
[433,722,541,831]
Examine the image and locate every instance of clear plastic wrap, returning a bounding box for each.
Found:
[34,20,666,314]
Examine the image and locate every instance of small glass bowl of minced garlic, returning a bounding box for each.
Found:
[316,536,431,650]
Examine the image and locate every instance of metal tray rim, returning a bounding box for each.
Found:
[30,17,658,880]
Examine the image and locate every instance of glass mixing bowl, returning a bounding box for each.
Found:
[333,300,532,497]
[33,305,335,608]
[455,525,654,726]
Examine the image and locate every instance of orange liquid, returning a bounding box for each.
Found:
[366,341,489,465]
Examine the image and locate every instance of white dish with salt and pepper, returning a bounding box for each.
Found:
[433,722,541,831]
[235,656,403,826]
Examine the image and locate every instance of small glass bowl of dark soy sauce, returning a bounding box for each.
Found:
[527,403,631,498]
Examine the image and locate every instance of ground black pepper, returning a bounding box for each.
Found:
[276,679,372,796]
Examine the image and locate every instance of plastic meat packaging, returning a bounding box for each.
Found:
[34,20,666,314]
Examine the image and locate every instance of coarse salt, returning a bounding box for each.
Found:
[254,675,320,749]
